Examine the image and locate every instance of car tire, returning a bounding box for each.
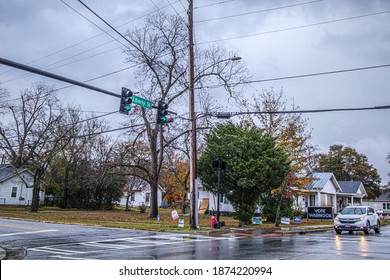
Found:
[335,229,342,234]
[364,221,370,234]
[374,221,380,234]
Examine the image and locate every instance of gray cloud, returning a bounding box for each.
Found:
[0,0,389,182]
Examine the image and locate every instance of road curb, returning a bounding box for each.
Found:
[169,226,334,237]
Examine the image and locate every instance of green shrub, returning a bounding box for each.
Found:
[138,203,147,213]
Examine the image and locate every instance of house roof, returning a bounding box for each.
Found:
[338,181,363,194]
[0,164,30,183]
[306,172,341,191]
[374,190,390,201]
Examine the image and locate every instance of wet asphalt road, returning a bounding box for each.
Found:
[1,218,389,260]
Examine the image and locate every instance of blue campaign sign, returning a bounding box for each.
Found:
[293,216,302,223]
[252,216,262,225]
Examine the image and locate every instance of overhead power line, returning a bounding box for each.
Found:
[77,0,136,50]
[0,56,120,98]
[198,10,390,44]
[200,62,390,89]
[243,63,390,84]
[195,0,323,23]
[77,0,169,75]
[0,123,148,150]
[194,0,235,10]
[212,105,390,119]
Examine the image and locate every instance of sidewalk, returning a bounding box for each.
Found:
[170,224,334,237]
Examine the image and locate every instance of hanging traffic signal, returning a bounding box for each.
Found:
[156,101,173,124]
[119,87,133,114]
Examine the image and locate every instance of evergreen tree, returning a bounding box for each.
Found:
[198,122,290,226]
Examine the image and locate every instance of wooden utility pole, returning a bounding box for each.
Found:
[188,0,198,229]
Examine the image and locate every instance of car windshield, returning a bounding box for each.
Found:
[340,207,366,215]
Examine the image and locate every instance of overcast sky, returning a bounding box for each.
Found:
[0,0,389,183]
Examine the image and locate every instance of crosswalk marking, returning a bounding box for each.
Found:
[28,233,230,259]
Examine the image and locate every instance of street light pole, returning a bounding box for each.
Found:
[188,0,198,229]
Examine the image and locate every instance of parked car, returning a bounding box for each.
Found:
[334,206,380,234]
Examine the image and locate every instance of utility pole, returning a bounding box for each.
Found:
[188,0,198,229]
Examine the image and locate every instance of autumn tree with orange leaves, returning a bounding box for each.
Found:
[241,88,316,225]
[160,160,190,214]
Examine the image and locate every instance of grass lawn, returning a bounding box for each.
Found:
[0,205,335,232]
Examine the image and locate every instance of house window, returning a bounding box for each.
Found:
[130,193,135,202]
[145,193,150,204]
[383,203,390,210]
[11,187,17,198]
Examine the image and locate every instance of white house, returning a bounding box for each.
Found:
[0,164,44,206]
[198,188,234,214]
[197,173,368,216]
[119,184,163,208]
[296,172,341,213]
[199,173,343,215]
[337,181,367,210]
[365,189,390,214]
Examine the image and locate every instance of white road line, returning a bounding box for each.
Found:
[29,247,82,255]
[0,229,58,237]
[52,255,98,260]
[83,242,136,249]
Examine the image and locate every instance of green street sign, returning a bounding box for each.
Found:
[132,95,152,109]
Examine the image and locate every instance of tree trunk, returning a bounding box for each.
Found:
[181,192,186,214]
[31,184,41,212]
[149,140,159,218]
[149,175,159,218]
[125,194,130,211]
[147,123,160,219]
[275,180,288,227]
[274,195,283,227]
[62,164,70,208]
[31,168,44,212]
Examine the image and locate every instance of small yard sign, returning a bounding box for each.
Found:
[171,210,179,220]
[293,216,302,223]
[281,217,290,225]
[252,216,262,225]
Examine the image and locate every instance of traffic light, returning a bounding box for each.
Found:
[212,159,226,169]
[156,101,173,124]
[119,87,133,114]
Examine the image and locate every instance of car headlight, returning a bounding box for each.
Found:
[335,217,339,221]
[359,217,364,221]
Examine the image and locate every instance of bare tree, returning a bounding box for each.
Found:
[0,87,9,116]
[53,106,109,208]
[121,11,249,218]
[0,83,65,211]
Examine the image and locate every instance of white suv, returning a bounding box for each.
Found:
[334,206,380,234]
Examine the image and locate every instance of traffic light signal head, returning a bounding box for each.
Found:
[119,87,133,114]
[157,101,173,124]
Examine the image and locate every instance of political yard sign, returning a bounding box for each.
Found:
[307,207,334,220]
